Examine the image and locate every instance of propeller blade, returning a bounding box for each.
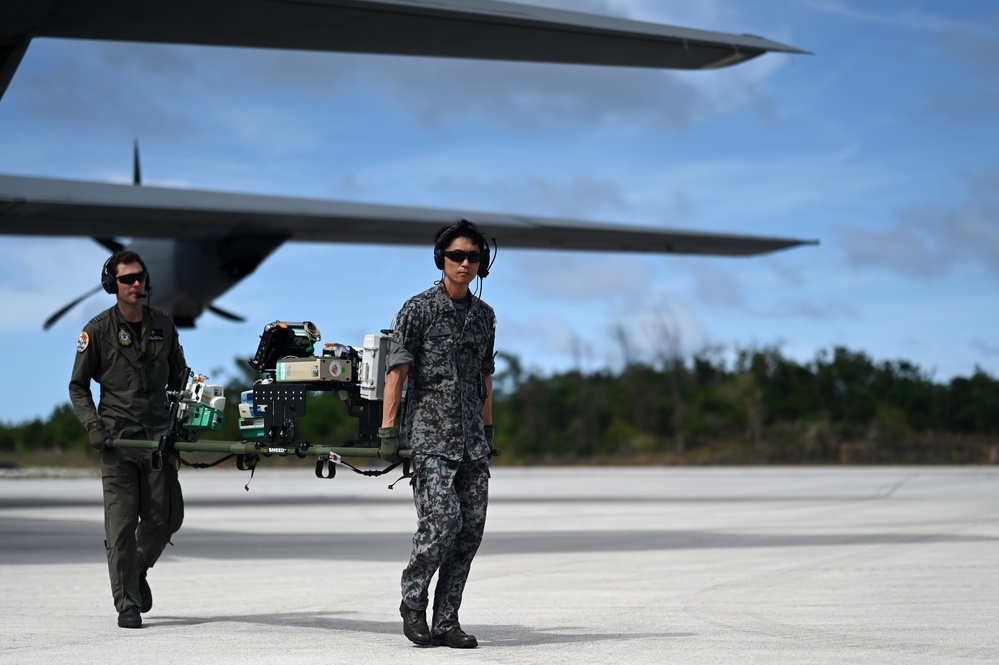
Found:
[43,286,103,330]
[208,305,246,323]
[93,238,125,252]
[91,143,140,253]
[133,139,141,186]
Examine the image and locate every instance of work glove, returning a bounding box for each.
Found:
[484,424,500,458]
[378,426,403,463]
[379,425,401,443]
[87,425,111,450]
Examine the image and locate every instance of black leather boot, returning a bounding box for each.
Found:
[117,606,142,629]
[431,626,478,649]
[139,569,152,613]
[400,601,431,646]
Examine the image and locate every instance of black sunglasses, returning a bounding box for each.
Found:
[443,250,481,264]
[116,272,147,285]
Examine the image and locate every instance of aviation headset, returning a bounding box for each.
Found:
[101,251,151,295]
[433,219,491,278]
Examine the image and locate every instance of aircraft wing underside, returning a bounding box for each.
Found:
[0,0,808,100]
[0,174,816,257]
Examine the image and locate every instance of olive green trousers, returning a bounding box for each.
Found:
[100,446,184,613]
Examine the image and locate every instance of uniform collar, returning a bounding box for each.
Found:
[110,303,148,325]
[434,281,472,309]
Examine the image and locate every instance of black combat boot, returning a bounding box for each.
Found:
[117,606,142,629]
[431,626,478,649]
[400,601,431,646]
[139,569,152,613]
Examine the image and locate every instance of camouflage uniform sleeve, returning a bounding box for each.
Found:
[387,297,424,370]
[69,320,102,431]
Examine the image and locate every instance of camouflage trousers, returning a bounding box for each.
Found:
[101,445,184,613]
[401,453,489,634]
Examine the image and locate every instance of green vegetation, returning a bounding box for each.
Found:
[3,346,997,467]
[492,346,999,464]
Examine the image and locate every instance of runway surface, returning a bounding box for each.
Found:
[1,466,997,664]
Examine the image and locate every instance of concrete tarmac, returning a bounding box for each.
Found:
[1,466,997,664]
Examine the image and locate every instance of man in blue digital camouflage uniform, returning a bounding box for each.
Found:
[380,219,496,649]
[70,250,187,629]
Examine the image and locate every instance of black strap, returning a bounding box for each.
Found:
[339,458,399,477]
[171,452,411,491]
[175,453,256,491]
[176,453,236,469]
[334,457,413,489]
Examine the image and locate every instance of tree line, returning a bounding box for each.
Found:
[3,345,998,465]
[490,345,998,464]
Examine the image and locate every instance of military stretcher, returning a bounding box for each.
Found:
[108,320,411,483]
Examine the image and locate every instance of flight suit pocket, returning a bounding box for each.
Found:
[422,330,453,382]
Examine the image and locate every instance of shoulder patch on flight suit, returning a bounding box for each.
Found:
[77,331,89,353]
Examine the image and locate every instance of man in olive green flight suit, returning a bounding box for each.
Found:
[69,250,187,629]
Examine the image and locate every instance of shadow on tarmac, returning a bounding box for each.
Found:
[143,611,694,648]
[2,515,996,565]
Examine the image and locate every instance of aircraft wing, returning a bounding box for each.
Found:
[1,0,808,100]
[0,174,816,256]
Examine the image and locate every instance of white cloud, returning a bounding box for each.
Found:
[835,173,999,279]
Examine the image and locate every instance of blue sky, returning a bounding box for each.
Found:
[2,0,998,423]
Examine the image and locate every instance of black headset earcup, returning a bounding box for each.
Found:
[434,222,456,270]
[142,258,151,294]
[101,257,117,294]
[477,244,490,278]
